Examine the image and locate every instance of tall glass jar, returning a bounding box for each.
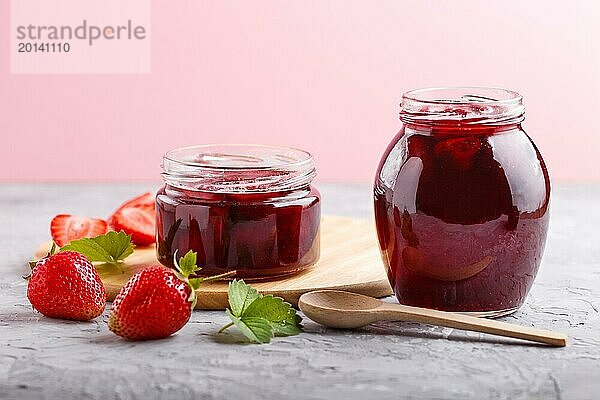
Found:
[374,88,550,317]
[157,144,321,280]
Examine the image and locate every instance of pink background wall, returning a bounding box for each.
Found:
[1,1,599,183]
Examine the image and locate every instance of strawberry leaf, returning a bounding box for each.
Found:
[220,280,302,343]
[171,250,235,310]
[188,278,203,291]
[227,279,260,317]
[60,231,134,263]
[225,310,274,344]
[175,250,199,278]
[48,242,57,256]
[243,295,303,336]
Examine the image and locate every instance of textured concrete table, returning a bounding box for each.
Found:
[1,183,599,400]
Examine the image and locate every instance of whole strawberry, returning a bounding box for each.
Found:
[27,250,106,321]
[108,251,233,340]
[108,266,192,340]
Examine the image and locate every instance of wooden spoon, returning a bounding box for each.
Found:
[298,290,567,347]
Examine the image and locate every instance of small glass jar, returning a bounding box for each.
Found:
[156,144,321,279]
[374,87,550,317]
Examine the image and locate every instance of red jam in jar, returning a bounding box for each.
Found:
[374,88,550,317]
[156,145,321,279]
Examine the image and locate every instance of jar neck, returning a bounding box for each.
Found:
[164,183,312,201]
[161,145,316,193]
[402,121,523,136]
[400,87,525,128]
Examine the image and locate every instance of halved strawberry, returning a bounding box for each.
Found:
[108,192,156,246]
[110,207,155,246]
[50,214,109,247]
[109,192,155,226]
[110,192,155,216]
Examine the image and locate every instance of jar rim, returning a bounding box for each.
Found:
[162,144,316,193]
[400,87,525,126]
[164,143,314,170]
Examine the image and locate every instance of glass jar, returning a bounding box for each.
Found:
[156,144,321,279]
[374,87,550,317]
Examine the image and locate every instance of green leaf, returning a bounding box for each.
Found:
[61,239,112,262]
[60,231,134,263]
[170,250,232,311]
[271,319,303,336]
[226,310,274,344]
[227,279,260,317]
[243,295,303,337]
[92,231,134,260]
[48,242,57,256]
[176,250,198,278]
[188,278,203,291]
[220,280,303,343]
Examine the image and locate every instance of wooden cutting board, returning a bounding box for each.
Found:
[35,215,392,310]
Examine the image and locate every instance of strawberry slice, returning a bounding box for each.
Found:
[50,214,109,247]
[110,207,155,246]
[108,192,156,246]
[111,192,155,215]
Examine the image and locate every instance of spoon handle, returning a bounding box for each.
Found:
[379,303,567,347]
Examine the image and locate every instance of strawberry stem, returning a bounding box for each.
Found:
[201,270,237,283]
[218,322,234,333]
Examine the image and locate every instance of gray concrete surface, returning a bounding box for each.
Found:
[0,183,599,400]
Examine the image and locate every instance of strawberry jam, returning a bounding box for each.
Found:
[157,145,320,279]
[374,88,550,316]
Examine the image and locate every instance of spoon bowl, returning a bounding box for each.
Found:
[298,290,383,328]
[298,290,567,347]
